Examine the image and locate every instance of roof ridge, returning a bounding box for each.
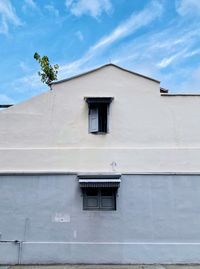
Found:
[51,63,160,85]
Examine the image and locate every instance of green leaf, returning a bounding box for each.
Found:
[34,52,59,86]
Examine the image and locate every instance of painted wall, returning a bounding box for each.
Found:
[1,173,200,264]
[1,65,200,172]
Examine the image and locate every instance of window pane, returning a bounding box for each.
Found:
[83,187,116,210]
[101,197,114,208]
[101,188,114,196]
[85,188,98,196]
[100,188,116,210]
[83,188,99,210]
[87,197,99,208]
[98,104,107,133]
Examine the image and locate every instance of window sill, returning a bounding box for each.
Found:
[90,132,108,135]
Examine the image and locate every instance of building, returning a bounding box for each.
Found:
[1,64,200,264]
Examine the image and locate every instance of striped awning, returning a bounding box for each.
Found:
[78,174,121,188]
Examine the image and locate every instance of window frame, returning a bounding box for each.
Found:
[85,97,113,134]
[88,103,109,134]
[83,188,117,211]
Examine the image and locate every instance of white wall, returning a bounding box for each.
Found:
[1,65,200,172]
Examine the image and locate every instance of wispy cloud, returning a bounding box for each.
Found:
[5,0,200,99]
[0,0,21,35]
[60,0,163,77]
[19,61,31,73]
[0,71,47,103]
[156,33,200,69]
[24,0,37,9]
[22,0,40,14]
[99,11,200,92]
[0,93,14,104]
[111,21,200,65]
[185,48,200,58]
[93,1,162,51]
[176,0,200,16]
[169,65,200,92]
[75,30,84,41]
[1,0,200,104]
[155,27,200,69]
[157,49,188,68]
[11,73,43,93]
[5,0,163,99]
[44,4,59,17]
[66,0,112,18]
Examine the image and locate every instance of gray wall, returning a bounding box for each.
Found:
[1,174,200,264]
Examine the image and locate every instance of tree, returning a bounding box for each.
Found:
[34,52,59,86]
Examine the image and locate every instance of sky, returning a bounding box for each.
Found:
[0,0,200,104]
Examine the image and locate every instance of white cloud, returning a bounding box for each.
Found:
[60,0,163,77]
[113,22,200,69]
[4,0,200,101]
[157,49,187,68]
[75,30,84,41]
[155,27,200,69]
[12,73,43,93]
[92,1,162,51]
[22,0,40,14]
[185,66,200,89]
[176,0,200,15]
[169,66,200,93]
[185,48,200,58]
[0,0,21,35]
[66,0,112,18]
[44,4,59,17]
[19,61,31,73]
[0,93,14,104]
[7,0,163,99]
[24,0,37,9]
[158,55,179,68]
[97,11,200,92]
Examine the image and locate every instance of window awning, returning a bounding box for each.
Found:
[84,97,114,104]
[78,174,121,188]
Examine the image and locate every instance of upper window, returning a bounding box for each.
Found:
[85,97,113,134]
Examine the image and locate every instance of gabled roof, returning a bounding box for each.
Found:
[50,63,160,85]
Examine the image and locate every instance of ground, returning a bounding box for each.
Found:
[2,265,200,269]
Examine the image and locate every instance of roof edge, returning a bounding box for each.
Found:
[1,171,200,175]
[161,93,200,96]
[0,104,13,108]
[51,63,160,85]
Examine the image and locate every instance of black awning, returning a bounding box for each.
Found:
[78,174,121,188]
[79,180,120,188]
[84,97,114,104]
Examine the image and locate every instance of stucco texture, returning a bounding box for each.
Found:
[1,174,200,264]
[1,65,200,172]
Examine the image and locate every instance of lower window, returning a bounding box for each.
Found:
[83,188,116,210]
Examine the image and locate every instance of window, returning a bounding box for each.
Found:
[85,97,113,134]
[78,174,121,211]
[83,188,116,210]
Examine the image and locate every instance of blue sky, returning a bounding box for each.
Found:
[0,0,200,104]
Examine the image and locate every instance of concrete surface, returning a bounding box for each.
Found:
[2,174,200,264]
[4,265,200,269]
[2,64,200,172]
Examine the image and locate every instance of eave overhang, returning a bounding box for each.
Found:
[78,174,121,188]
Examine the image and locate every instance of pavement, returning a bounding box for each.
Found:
[1,265,200,269]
